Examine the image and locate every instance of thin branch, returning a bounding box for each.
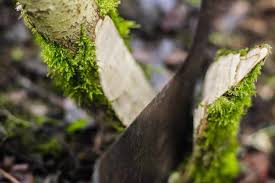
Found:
[0,168,20,183]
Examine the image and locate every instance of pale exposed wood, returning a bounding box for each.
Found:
[18,0,156,126]
[0,169,20,183]
[194,46,270,131]
[95,17,156,126]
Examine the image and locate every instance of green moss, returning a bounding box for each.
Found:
[21,11,125,131]
[185,0,201,7]
[96,0,138,41]
[214,44,271,62]
[20,10,125,130]
[214,47,249,63]
[189,63,263,183]
[34,29,109,108]
[0,95,31,138]
[96,0,119,17]
[216,48,249,59]
[34,30,124,129]
[66,118,89,134]
[36,137,61,155]
[0,109,31,138]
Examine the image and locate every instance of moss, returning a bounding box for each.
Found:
[214,44,271,62]
[96,0,119,17]
[188,63,263,183]
[34,29,110,108]
[35,137,61,155]
[21,10,125,130]
[185,0,202,7]
[215,48,249,59]
[0,95,31,138]
[66,118,89,134]
[214,47,249,63]
[0,109,31,138]
[96,0,138,41]
[34,30,125,129]
[0,96,62,156]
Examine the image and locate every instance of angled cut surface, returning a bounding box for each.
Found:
[185,44,271,183]
[194,45,270,131]
[95,17,156,126]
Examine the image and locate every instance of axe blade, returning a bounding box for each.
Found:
[93,0,231,182]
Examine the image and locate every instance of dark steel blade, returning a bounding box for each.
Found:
[93,1,231,182]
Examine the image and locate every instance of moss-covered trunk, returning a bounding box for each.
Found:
[17,0,155,127]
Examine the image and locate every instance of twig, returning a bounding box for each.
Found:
[0,168,21,183]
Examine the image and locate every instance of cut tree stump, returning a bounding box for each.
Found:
[194,45,270,132]
[176,45,272,183]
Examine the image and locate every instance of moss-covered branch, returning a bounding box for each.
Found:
[188,64,262,183]
[17,0,155,126]
[170,45,271,183]
[34,29,107,107]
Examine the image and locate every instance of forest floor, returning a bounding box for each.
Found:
[1,0,275,182]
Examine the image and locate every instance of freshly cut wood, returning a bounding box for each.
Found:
[175,45,271,183]
[17,0,156,126]
[194,45,270,131]
[95,17,155,126]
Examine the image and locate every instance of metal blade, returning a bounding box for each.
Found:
[93,1,231,182]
